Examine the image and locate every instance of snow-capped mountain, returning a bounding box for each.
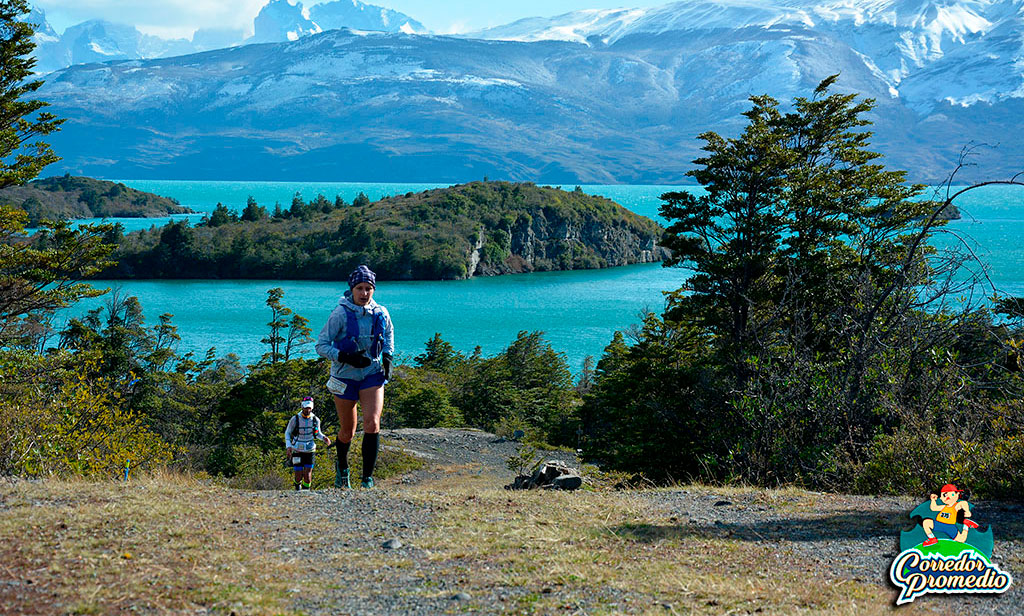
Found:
[32,0,1024,184]
[60,20,194,65]
[473,0,1024,113]
[23,6,67,73]
[309,0,427,35]
[23,5,57,39]
[28,14,195,74]
[252,0,427,43]
[251,0,322,43]
[26,0,428,73]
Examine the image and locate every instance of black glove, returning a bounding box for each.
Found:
[336,350,371,368]
[382,353,392,381]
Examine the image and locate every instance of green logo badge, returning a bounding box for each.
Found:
[890,483,1012,605]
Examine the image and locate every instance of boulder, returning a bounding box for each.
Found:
[505,460,583,491]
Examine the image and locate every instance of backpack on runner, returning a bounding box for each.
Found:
[332,305,386,360]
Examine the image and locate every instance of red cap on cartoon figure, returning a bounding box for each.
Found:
[940,483,964,493]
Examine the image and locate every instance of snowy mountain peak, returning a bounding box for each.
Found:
[25,0,432,74]
[470,0,1023,111]
[22,5,58,40]
[252,0,321,43]
[252,0,427,43]
[469,8,647,45]
[473,0,1013,45]
[308,0,429,34]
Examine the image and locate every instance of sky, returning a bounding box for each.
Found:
[32,0,671,39]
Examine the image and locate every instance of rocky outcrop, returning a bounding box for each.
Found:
[471,203,669,277]
[506,460,584,491]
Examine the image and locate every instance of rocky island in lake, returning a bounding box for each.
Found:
[0,175,193,224]
[103,181,670,280]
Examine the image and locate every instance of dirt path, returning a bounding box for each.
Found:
[247,428,1023,615]
[2,428,1019,615]
[240,428,586,615]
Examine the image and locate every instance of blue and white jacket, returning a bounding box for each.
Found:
[285,412,327,452]
[315,293,395,381]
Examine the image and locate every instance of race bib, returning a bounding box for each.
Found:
[291,456,302,465]
[326,376,349,396]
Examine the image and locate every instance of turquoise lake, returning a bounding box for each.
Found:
[65,180,1024,371]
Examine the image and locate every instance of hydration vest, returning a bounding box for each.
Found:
[333,305,386,360]
[289,413,319,451]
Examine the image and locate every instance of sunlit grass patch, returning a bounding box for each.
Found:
[0,472,295,614]
[403,476,918,614]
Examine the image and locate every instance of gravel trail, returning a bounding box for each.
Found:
[245,428,1023,615]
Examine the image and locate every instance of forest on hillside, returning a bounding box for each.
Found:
[0,174,191,224]
[100,181,667,280]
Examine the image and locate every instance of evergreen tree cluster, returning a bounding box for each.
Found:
[385,331,580,445]
[580,78,1024,497]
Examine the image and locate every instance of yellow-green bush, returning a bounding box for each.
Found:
[852,416,1024,499]
[0,352,173,478]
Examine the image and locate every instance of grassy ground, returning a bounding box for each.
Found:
[0,471,959,615]
[402,477,927,615]
[0,473,295,615]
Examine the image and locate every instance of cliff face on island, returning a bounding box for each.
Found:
[471,210,666,277]
[104,181,670,281]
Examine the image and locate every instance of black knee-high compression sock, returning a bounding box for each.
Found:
[362,432,379,479]
[336,440,351,471]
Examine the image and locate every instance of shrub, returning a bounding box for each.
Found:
[225,444,288,490]
[0,352,174,479]
[384,370,464,429]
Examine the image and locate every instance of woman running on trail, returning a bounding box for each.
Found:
[315,265,394,489]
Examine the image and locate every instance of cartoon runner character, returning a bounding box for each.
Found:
[921,483,980,546]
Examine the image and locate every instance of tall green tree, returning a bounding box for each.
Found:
[283,313,312,361]
[656,76,954,482]
[260,287,291,364]
[1,208,114,344]
[415,332,465,373]
[0,1,113,344]
[240,196,268,222]
[206,203,237,227]
[1,0,63,188]
[581,76,1023,489]
[660,76,934,374]
[458,331,578,444]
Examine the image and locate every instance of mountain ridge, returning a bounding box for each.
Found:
[32,1,1024,184]
[25,0,428,73]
